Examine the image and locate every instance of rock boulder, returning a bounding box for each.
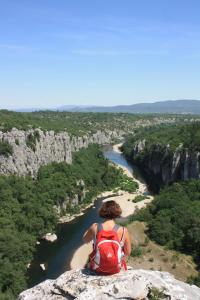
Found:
[18,268,200,300]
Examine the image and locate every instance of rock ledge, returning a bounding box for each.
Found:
[18,268,200,300]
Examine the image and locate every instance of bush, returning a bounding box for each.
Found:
[149,287,167,300]
[172,263,176,269]
[118,175,139,193]
[0,141,13,157]
[187,272,200,287]
[15,139,19,145]
[132,195,146,203]
[149,257,154,262]
[26,131,40,151]
[131,245,143,257]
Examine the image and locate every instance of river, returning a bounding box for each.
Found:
[28,145,144,287]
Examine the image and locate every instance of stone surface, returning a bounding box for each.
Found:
[131,140,200,186]
[42,233,57,243]
[18,268,200,300]
[0,128,123,176]
[39,264,46,271]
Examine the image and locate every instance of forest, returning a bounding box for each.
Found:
[121,122,200,191]
[122,122,200,155]
[2,117,200,298]
[0,109,191,135]
[122,123,200,286]
[0,144,131,299]
[133,180,200,286]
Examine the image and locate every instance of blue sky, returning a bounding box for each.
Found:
[1,0,200,109]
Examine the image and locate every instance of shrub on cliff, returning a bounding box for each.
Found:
[26,131,40,151]
[0,141,13,157]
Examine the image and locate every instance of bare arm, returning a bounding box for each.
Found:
[123,228,131,258]
[82,223,96,243]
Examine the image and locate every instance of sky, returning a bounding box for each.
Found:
[0,0,200,109]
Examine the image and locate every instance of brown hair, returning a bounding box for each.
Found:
[98,200,122,219]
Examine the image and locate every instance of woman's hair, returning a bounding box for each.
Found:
[98,200,122,219]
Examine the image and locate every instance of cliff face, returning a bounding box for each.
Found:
[18,268,200,300]
[0,128,123,176]
[129,141,200,189]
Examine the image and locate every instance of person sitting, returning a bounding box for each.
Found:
[83,200,131,274]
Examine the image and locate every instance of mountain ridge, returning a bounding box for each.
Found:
[58,99,200,114]
[13,99,200,114]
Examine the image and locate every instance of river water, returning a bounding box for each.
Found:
[28,146,142,287]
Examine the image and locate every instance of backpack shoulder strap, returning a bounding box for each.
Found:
[94,223,103,245]
[113,224,125,243]
[120,227,125,242]
[97,223,103,232]
[112,224,120,232]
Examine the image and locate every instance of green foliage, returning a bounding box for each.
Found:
[0,144,125,298]
[133,180,200,277]
[0,175,57,297]
[127,206,153,224]
[149,287,167,300]
[143,236,150,246]
[148,181,200,255]
[123,122,200,153]
[0,141,13,157]
[122,122,200,191]
[118,175,138,192]
[132,195,146,203]
[187,272,200,287]
[112,169,139,192]
[0,109,193,135]
[15,139,19,145]
[131,245,143,257]
[26,130,40,151]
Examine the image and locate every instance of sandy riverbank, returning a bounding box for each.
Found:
[112,142,123,153]
[70,143,154,270]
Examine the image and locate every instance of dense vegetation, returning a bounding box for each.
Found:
[121,123,200,285]
[0,145,130,299]
[116,171,138,192]
[1,112,200,297]
[123,122,200,155]
[0,141,13,157]
[133,180,200,285]
[121,122,200,191]
[0,109,191,135]
[26,131,40,152]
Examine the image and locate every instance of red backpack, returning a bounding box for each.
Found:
[89,223,127,274]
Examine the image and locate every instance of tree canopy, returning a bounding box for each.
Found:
[0,144,130,298]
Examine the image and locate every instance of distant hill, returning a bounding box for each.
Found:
[58,100,200,114]
[12,99,200,114]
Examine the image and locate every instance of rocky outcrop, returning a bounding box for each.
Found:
[53,179,86,218]
[18,268,200,300]
[0,128,123,176]
[129,140,200,189]
[41,233,57,243]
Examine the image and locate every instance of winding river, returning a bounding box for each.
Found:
[28,145,144,288]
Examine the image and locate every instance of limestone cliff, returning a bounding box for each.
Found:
[0,128,123,176]
[18,268,200,300]
[127,140,200,189]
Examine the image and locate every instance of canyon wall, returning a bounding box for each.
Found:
[127,140,200,189]
[0,128,123,177]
